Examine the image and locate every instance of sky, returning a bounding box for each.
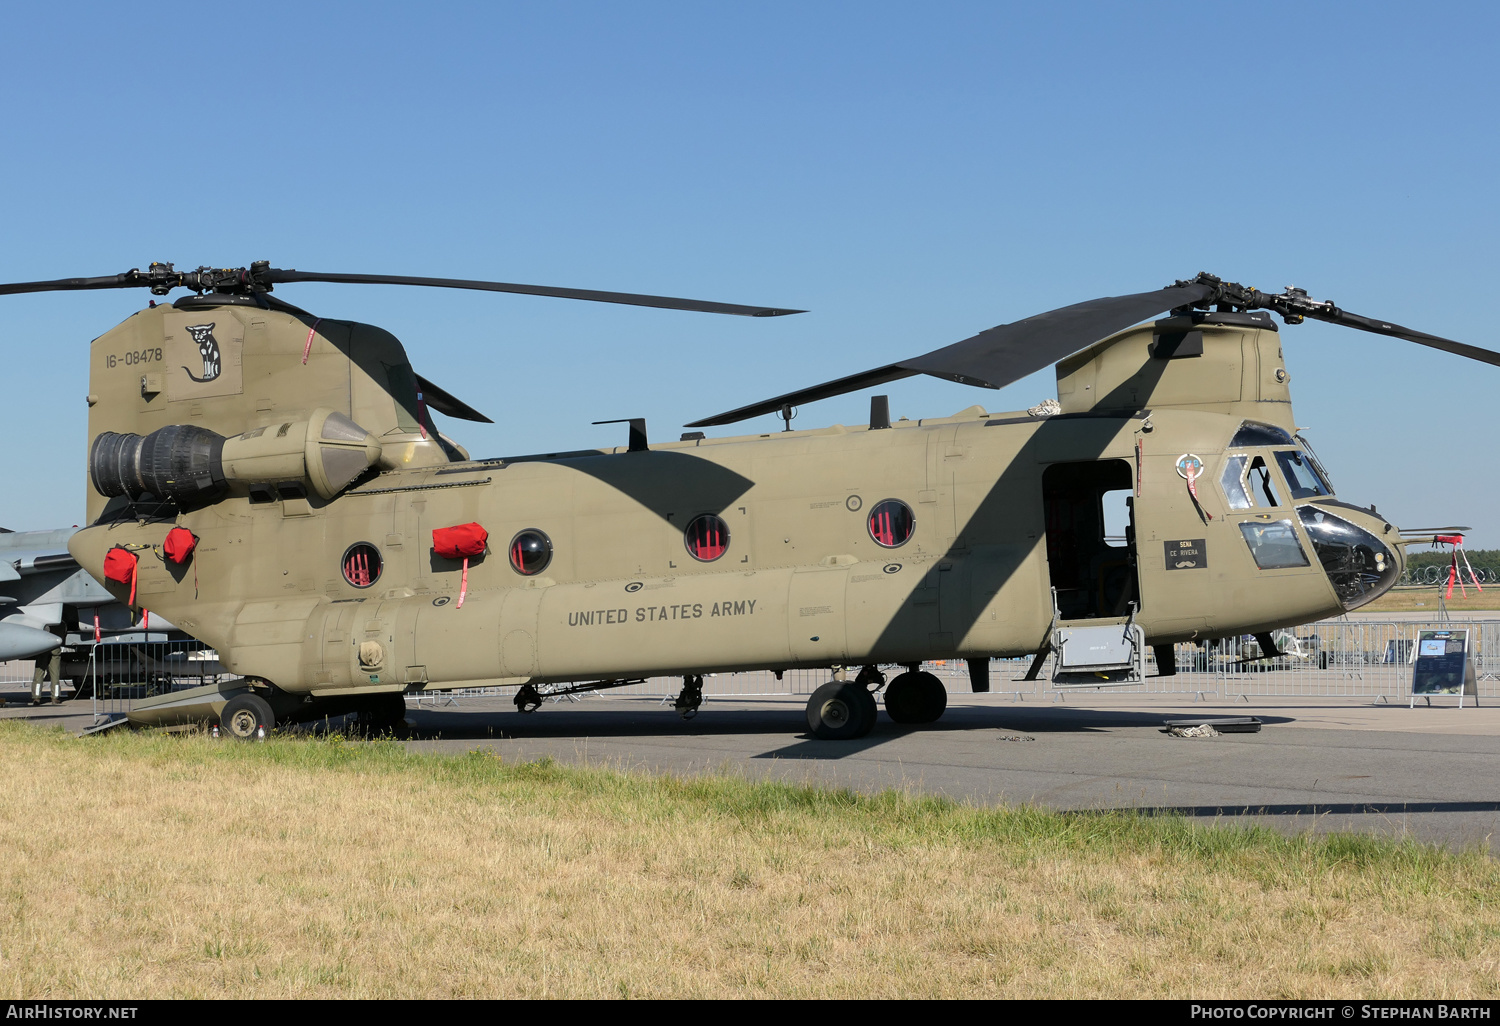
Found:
[1,1,1497,547]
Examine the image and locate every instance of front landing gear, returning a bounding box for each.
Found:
[883,670,947,724]
[355,693,409,736]
[806,678,878,740]
[674,675,704,720]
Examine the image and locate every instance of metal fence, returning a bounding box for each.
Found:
[85,637,231,723]
[8,620,1491,721]
[0,660,33,686]
[1400,566,1500,586]
[412,619,1500,708]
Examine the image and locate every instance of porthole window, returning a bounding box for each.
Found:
[868,499,915,548]
[509,529,553,576]
[342,542,382,588]
[684,514,730,561]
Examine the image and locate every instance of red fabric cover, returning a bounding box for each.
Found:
[433,523,488,559]
[103,547,137,585]
[163,527,198,564]
[1437,534,1465,546]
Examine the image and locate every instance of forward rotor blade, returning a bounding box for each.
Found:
[688,281,1213,427]
[1309,307,1500,367]
[263,269,803,318]
[414,374,493,424]
[901,281,1213,388]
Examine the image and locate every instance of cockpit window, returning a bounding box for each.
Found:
[1230,421,1295,447]
[1221,455,1282,508]
[1220,456,1252,510]
[1239,520,1310,569]
[1247,456,1282,507]
[1275,450,1332,499]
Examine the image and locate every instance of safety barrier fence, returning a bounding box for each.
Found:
[415,619,1500,707]
[3,620,1489,723]
[1400,567,1500,586]
[85,639,231,723]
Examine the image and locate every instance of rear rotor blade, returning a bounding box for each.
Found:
[0,263,805,318]
[414,374,493,424]
[686,365,916,428]
[263,269,803,317]
[688,281,1213,427]
[0,272,145,296]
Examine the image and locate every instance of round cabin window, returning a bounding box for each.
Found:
[867,499,915,548]
[509,529,553,576]
[684,514,730,562]
[342,542,382,588]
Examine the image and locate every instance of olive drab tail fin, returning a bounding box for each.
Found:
[84,296,454,523]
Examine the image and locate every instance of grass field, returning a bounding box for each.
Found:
[1360,587,1500,614]
[1,722,1497,999]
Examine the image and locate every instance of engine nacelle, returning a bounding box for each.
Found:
[90,408,383,505]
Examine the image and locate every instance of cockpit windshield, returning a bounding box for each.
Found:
[1274,449,1332,499]
[1296,434,1335,489]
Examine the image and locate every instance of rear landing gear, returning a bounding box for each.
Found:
[883,670,947,724]
[220,693,275,740]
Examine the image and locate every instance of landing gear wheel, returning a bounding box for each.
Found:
[356,693,408,736]
[220,693,275,740]
[883,671,947,724]
[806,680,876,740]
[674,674,704,720]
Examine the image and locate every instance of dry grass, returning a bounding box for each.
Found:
[0,722,1497,999]
[1361,587,1500,613]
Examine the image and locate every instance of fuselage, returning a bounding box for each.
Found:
[68,402,1400,696]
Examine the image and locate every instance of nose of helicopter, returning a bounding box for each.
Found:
[1297,502,1403,611]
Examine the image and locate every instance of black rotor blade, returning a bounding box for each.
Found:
[414,374,493,424]
[688,281,1213,427]
[262,269,803,318]
[0,272,143,296]
[1308,307,1500,367]
[685,364,917,428]
[901,281,1213,387]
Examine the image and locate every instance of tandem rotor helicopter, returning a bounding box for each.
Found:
[3,262,1496,739]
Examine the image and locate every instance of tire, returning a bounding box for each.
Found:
[883,671,948,724]
[883,672,925,723]
[806,681,876,740]
[356,693,408,736]
[852,684,877,732]
[220,693,275,739]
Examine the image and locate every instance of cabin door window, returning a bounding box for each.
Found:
[1042,459,1140,620]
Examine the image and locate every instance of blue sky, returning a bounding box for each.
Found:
[2,2,1497,547]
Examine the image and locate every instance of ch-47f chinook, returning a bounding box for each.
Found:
[4,263,1496,739]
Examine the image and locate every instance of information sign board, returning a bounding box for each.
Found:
[1410,629,1477,708]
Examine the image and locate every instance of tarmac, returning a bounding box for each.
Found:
[5,682,1496,852]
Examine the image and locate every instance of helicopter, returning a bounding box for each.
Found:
[4,262,1497,739]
